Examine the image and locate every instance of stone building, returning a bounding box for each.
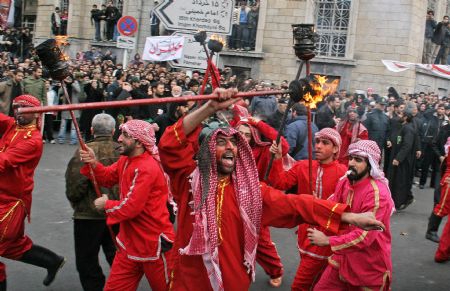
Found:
[32,0,450,95]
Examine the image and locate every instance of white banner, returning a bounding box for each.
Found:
[382,60,450,80]
[142,36,185,62]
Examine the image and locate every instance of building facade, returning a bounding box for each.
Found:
[33,0,450,95]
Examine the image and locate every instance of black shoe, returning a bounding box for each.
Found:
[426,231,440,243]
[419,184,424,189]
[0,280,6,291]
[20,245,66,286]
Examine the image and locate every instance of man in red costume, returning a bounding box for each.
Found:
[235,115,289,287]
[158,88,384,291]
[309,140,394,290]
[0,95,65,290]
[268,127,347,290]
[336,104,368,165]
[79,119,175,291]
[434,137,450,262]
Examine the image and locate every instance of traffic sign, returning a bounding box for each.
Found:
[168,31,215,70]
[117,16,138,36]
[117,36,137,49]
[154,0,235,35]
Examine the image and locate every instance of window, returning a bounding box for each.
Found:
[59,0,69,11]
[315,0,351,58]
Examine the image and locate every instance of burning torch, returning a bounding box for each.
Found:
[35,38,118,247]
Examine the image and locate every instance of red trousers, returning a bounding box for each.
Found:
[292,254,327,291]
[0,201,33,281]
[104,249,173,291]
[435,218,450,262]
[314,266,389,291]
[256,226,283,279]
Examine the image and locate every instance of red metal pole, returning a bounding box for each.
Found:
[306,61,313,195]
[19,90,289,114]
[61,82,118,248]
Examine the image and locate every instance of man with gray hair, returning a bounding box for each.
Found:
[65,113,120,291]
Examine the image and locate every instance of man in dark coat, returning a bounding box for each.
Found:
[388,106,418,210]
[363,96,389,154]
[315,95,340,130]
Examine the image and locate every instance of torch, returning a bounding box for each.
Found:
[35,39,118,247]
[262,24,320,193]
[193,30,223,94]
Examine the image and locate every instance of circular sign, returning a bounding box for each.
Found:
[117,16,138,37]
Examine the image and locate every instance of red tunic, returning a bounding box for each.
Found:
[337,121,369,165]
[268,159,347,259]
[81,151,175,261]
[251,121,289,181]
[0,113,42,270]
[159,119,348,291]
[434,157,450,217]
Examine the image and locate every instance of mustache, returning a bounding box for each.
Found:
[114,145,122,151]
[346,167,357,176]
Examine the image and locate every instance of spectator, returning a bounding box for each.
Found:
[387,105,418,210]
[430,15,449,64]
[285,103,318,160]
[249,83,277,119]
[247,4,259,51]
[43,80,57,144]
[150,1,160,36]
[91,4,103,41]
[57,75,82,145]
[104,1,120,41]
[363,96,389,157]
[23,66,46,106]
[424,10,437,63]
[60,9,68,35]
[235,2,250,51]
[266,97,290,130]
[51,7,61,36]
[0,69,23,115]
[315,95,340,130]
[65,113,119,291]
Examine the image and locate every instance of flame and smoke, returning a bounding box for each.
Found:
[54,35,71,61]
[302,75,339,109]
[210,34,227,47]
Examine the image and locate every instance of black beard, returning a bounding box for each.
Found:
[347,166,370,182]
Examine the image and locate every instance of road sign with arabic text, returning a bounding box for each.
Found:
[154,0,235,34]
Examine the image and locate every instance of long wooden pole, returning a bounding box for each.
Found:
[19,89,289,114]
[305,61,313,195]
[60,81,118,248]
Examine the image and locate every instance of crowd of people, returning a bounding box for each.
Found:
[423,10,450,64]
[1,34,450,290]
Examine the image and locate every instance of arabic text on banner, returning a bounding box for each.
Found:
[142,36,185,61]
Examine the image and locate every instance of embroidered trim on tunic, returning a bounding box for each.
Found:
[105,168,138,213]
[331,179,380,251]
[326,204,339,230]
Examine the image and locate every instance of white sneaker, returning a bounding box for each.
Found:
[50,140,56,144]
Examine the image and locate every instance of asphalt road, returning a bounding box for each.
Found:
[3,144,450,290]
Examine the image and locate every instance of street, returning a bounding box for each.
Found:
[3,143,450,291]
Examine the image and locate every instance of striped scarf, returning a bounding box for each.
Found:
[181,127,262,291]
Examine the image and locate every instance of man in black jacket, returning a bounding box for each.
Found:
[315,95,340,130]
[430,15,449,64]
[364,96,389,156]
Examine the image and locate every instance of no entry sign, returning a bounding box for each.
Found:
[117,16,138,36]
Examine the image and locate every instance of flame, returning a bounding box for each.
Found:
[54,35,71,61]
[302,75,339,109]
[210,34,227,47]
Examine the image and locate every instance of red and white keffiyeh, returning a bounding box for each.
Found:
[181,127,262,291]
[315,127,342,158]
[13,94,42,129]
[120,119,177,214]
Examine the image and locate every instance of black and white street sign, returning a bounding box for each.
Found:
[154,0,235,35]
